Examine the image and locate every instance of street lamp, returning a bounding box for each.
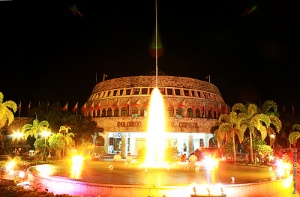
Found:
[41,130,51,162]
[12,131,23,140]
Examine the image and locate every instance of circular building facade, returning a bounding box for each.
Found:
[84,76,229,158]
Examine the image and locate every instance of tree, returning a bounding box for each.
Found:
[232,103,273,163]
[261,100,282,149]
[0,92,17,128]
[0,92,17,150]
[279,107,300,148]
[288,124,300,147]
[59,125,75,158]
[80,116,103,145]
[48,133,65,159]
[21,119,50,140]
[214,112,246,164]
[45,110,81,144]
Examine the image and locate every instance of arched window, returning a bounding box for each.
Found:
[107,108,112,117]
[96,109,101,117]
[176,108,182,118]
[168,107,174,117]
[187,108,193,117]
[132,107,138,117]
[96,136,105,146]
[101,109,106,117]
[196,109,200,118]
[121,107,128,117]
[114,108,119,117]
[208,110,212,118]
[141,107,147,117]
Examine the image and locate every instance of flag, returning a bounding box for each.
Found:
[72,102,78,113]
[124,99,130,107]
[61,102,68,111]
[17,101,21,116]
[94,103,101,110]
[88,102,94,111]
[132,99,140,107]
[27,101,31,111]
[179,100,185,108]
[81,103,87,113]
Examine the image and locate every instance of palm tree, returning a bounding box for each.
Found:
[45,110,81,143]
[21,119,50,140]
[261,100,282,149]
[288,124,300,147]
[232,103,272,163]
[59,125,75,158]
[214,111,246,164]
[80,116,99,145]
[279,107,300,148]
[0,92,17,150]
[0,92,17,128]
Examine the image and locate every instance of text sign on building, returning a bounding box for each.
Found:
[116,121,198,128]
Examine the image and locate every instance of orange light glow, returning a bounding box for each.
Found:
[71,155,84,179]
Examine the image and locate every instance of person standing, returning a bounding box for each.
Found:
[181,153,187,162]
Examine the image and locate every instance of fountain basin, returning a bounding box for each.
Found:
[27,161,294,197]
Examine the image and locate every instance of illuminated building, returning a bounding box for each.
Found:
[83,75,229,158]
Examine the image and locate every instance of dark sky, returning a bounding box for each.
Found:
[1,1,300,114]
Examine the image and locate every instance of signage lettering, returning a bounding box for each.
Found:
[117,121,142,127]
[116,121,198,128]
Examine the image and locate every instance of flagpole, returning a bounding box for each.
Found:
[96,69,98,84]
[206,75,211,83]
[155,0,158,88]
[18,101,21,117]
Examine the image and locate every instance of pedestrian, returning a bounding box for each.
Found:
[181,153,186,162]
[113,151,122,161]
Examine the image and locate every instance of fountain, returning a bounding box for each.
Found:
[142,87,168,169]
[26,0,294,196]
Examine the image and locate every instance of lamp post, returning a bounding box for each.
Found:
[41,130,51,162]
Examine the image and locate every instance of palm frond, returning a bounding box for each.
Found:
[232,103,246,113]
[288,131,300,146]
[292,124,300,132]
[247,104,258,117]
[261,100,278,114]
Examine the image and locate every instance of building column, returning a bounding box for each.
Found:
[188,134,194,155]
[121,133,127,159]
[182,107,187,117]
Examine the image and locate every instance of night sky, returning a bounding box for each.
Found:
[1,1,300,115]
